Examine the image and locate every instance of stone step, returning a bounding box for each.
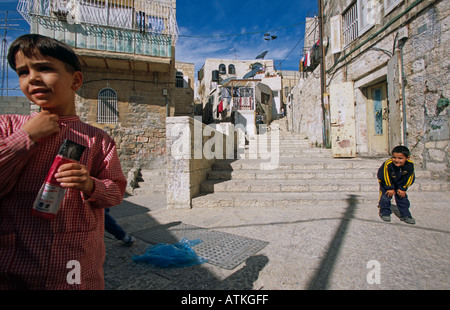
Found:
[242,148,333,158]
[200,178,448,194]
[133,169,166,195]
[205,168,432,181]
[211,157,383,171]
[195,152,447,207]
[191,191,450,208]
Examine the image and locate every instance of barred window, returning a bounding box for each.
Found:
[97,88,118,124]
[343,2,358,47]
[176,71,184,88]
[343,0,377,47]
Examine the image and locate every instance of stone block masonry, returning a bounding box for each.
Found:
[166,116,243,209]
[0,96,33,115]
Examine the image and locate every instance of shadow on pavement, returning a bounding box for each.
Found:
[307,194,358,290]
[103,196,268,290]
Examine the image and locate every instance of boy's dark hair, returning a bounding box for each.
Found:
[7,34,81,73]
[392,145,410,157]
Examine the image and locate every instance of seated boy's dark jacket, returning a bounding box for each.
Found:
[377,159,415,192]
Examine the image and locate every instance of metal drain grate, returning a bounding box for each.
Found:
[134,223,268,270]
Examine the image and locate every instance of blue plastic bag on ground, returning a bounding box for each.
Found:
[132,238,207,268]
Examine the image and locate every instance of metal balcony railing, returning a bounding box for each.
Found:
[17,0,179,57]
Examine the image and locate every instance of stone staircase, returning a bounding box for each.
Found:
[133,118,448,207]
[132,169,166,195]
[191,119,449,208]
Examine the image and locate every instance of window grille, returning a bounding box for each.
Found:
[343,2,358,47]
[175,71,184,88]
[97,88,118,124]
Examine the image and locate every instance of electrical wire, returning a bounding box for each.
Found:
[178,21,306,38]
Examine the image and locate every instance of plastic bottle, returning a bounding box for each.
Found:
[32,139,86,219]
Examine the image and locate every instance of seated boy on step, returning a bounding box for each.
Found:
[377,145,416,224]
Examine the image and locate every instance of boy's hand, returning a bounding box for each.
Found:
[397,189,406,198]
[22,111,60,142]
[386,190,395,197]
[55,163,95,196]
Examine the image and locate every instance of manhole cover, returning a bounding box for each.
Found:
[134,223,268,270]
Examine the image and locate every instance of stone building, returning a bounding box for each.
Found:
[174,61,195,116]
[17,0,191,177]
[290,0,449,179]
[197,58,278,122]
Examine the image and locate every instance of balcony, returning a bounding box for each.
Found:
[17,0,179,58]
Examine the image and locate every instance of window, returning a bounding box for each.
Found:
[176,71,184,88]
[342,0,377,47]
[357,0,376,35]
[228,64,236,75]
[98,88,118,124]
[343,2,359,47]
[384,0,403,15]
[219,64,226,74]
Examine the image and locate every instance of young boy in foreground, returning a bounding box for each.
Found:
[0,34,127,289]
[377,145,416,224]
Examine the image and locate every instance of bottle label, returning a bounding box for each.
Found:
[33,183,67,215]
[32,155,73,217]
[32,140,86,219]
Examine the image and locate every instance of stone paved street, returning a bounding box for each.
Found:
[104,189,450,291]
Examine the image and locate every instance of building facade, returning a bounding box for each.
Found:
[17,0,194,177]
[291,0,448,179]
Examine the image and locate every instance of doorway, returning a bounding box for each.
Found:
[367,82,389,155]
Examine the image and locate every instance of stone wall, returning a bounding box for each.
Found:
[173,61,195,116]
[76,66,171,176]
[166,116,239,209]
[318,0,449,179]
[289,67,324,146]
[402,1,449,180]
[0,96,33,115]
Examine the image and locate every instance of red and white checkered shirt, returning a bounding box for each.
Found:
[0,113,127,289]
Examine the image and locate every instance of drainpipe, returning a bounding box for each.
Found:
[399,42,408,147]
[318,0,329,147]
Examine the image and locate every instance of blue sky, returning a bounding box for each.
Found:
[175,0,318,75]
[1,0,318,96]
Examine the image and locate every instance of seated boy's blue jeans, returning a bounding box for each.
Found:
[378,187,412,218]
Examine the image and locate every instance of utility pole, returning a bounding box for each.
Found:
[317,0,330,147]
[1,11,9,96]
[1,10,26,96]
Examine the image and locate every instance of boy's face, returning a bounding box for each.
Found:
[14,51,83,116]
[391,152,409,167]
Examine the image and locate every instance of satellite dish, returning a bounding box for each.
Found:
[221,77,237,85]
[256,51,268,59]
[243,65,262,79]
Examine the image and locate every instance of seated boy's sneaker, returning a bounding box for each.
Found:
[401,216,416,224]
[122,234,135,245]
[379,214,391,222]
